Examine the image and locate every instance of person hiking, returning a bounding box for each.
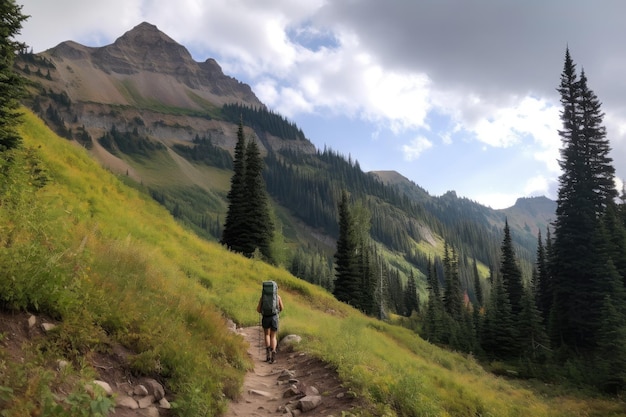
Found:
[256,281,284,363]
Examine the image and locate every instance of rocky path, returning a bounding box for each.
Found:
[224,326,360,417]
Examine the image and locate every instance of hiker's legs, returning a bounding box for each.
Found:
[270,329,278,351]
[262,327,272,361]
[263,327,271,348]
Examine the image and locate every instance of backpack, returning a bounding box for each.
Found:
[261,281,279,316]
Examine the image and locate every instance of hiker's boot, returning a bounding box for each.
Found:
[269,350,276,364]
[265,347,271,362]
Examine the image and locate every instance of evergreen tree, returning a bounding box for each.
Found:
[221,121,249,254]
[595,292,626,393]
[443,242,463,320]
[517,288,550,361]
[404,270,419,317]
[423,258,445,343]
[500,219,524,316]
[0,0,28,151]
[550,49,619,351]
[535,229,551,318]
[221,121,274,262]
[603,203,626,285]
[241,139,274,261]
[333,191,362,307]
[472,258,483,307]
[481,272,517,359]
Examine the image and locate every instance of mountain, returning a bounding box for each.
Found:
[14,22,554,302]
[48,22,262,109]
[501,196,556,237]
[4,110,607,417]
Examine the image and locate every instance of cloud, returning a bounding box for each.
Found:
[17,0,626,208]
[402,136,433,161]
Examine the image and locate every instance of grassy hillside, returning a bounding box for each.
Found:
[1,109,624,416]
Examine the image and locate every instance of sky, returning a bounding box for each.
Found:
[16,0,626,209]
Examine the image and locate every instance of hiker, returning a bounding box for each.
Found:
[256,281,284,363]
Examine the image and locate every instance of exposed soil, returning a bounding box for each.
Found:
[225,326,363,416]
[0,311,362,416]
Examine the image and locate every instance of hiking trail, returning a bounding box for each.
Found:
[223,326,361,416]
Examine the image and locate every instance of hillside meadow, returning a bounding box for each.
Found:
[0,109,624,416]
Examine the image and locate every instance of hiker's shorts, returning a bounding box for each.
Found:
[262,314,279,331]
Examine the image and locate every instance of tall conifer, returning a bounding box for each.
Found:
[0,0,28,151]
[535,229,551,318]
[221,121,248,253]
[550,49,619,351]
[500,219,524,316]
[443,242,463,320]
[221,121,274,262]
[333,191,362,307]
[404,271,419,317]
[242,139,274,261]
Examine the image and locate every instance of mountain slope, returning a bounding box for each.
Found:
[47,22,262,109]
[15,22,553,303]
[1,109,619,417]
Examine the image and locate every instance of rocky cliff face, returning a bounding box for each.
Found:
[18,21,316,177]
[45,22,263,109]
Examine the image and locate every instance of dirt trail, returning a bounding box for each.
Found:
[224,326,360,416]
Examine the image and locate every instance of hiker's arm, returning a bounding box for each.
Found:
[278,295,284,312]
[256,298,261,313]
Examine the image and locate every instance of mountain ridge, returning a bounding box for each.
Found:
[15,22,553,296]
[44,22,263,110]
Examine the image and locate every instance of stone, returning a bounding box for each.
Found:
[133,385,149,396]
[116,394,139,409]
[277,369,296,381]
[141,378,165,401]
[57,360,69,371]
[28,315,36,328]
[158,397,171,409]
[41,322,56,332]
[91,380,113,396]
[137,395,156,408]
[141,406,160,417]
[249,389,272,397]
[283,385,299,398]
[298,395,322,412]
[278,335,302,350]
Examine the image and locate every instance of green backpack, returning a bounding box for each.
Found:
[261,281,279,316]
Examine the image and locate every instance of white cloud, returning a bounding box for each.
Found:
[402,136,433,161]
[523,175,551,197]
[472,192,520,210]
[18,0,626,208]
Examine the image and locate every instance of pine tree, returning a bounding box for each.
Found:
[333,191,362,308]
[535,229,551,318]
[443,242,463,320]
[517,288,550,361]
[404,271,419,317]
[423,258,445,343]
[500,219,524,316]
[550,49,619,351]
[221,121,274,262]
[221,121,248,252]
[241,139,274,261]
[481,272,517,359]
[472,259,483,307]
[0,0,28,151]
[595,292,626,393]
[603,203,626,284]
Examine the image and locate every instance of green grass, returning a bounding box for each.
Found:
[1,109,625,416]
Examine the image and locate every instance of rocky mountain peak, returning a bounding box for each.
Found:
[93,22,196,75]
